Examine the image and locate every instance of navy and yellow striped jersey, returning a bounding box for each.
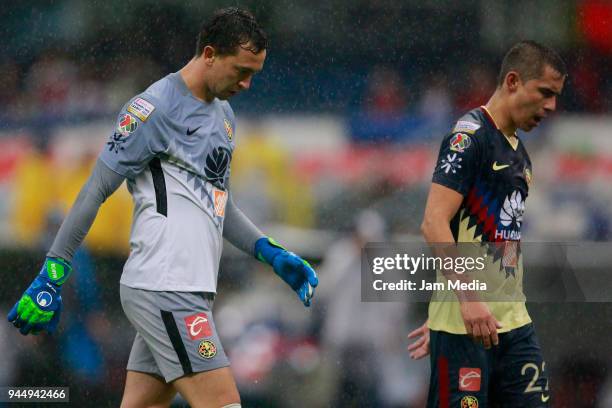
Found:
[428,106,533,334]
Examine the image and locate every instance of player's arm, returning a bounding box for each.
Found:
[421,182,462,243]
[408,128,499,356]
[7,160,125,335]
[8,95,168,335]
[422,183,502,349]
[223,189,318,307]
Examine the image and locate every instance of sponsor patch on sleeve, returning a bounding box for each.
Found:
[449,132,472,153]
[213,188,228,217]
[453,120,481,134]
[127,97,156,122]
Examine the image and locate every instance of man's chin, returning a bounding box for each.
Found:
[519,123,536,132]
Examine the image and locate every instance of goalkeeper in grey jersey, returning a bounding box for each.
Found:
[7,8,318,408]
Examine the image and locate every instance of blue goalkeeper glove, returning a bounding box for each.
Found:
[7,257,72,335]
[255,237,318,307]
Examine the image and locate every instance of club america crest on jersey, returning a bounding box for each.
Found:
[524,167,532,185]
[223,119,233,141]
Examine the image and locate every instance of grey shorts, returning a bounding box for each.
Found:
[120,284,230,383]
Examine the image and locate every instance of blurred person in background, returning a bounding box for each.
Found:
[318,210,427,407]
[408,41,566,407]
[418,72,454,136]
[454,64,497,114]
[350,65,423,144]
[11,130,56,245]
[7,7,318,408]
[230,127,315,228]
[39,209,112,406]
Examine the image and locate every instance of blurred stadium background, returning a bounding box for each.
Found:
[1,0,612,407]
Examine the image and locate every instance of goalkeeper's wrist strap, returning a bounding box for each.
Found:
[254,237,286,265]
[41,257,72,286]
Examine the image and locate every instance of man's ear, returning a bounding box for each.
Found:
[202,45,216,65]
[504,71,521,92]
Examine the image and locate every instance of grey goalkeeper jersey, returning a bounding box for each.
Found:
[99,72,236,292]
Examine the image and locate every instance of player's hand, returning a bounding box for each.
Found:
[460,301,502,349]
[7,257,72,335]
[407,320,430,359]
[255,237,319,307]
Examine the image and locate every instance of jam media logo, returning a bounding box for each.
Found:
[184,313,212,340]
[36,291,53,307]
[459,367,481,392]
[198,340,217,359]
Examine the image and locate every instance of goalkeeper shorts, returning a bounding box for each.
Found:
[120,284,230,382]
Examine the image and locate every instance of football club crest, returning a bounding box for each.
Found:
[224,119,233,141]
[450,133,472,153]
[198,340,217,359]
[460,395,479,408]
[524,167,532,185]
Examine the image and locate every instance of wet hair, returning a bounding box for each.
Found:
[497,40,566,86]
[195,7,268,57]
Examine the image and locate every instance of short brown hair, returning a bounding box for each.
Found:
[195,8,268,57]
[497,40,566,86]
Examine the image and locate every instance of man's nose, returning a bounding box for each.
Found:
[544,97,556,112]
[238,77,251,90]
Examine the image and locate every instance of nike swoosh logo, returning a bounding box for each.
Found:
[186,126,201,135]
[492,161,510,171]
[541,394,550,402]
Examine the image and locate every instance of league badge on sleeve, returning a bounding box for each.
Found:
[127,97,156,122]
[449,133,472,153]
[118,113,138,136]
[453,120,481,134]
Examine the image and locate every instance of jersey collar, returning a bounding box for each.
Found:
[480,105,519,151]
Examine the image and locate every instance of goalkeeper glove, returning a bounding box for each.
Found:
[255,237,318,307]
[7,257,72,335]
